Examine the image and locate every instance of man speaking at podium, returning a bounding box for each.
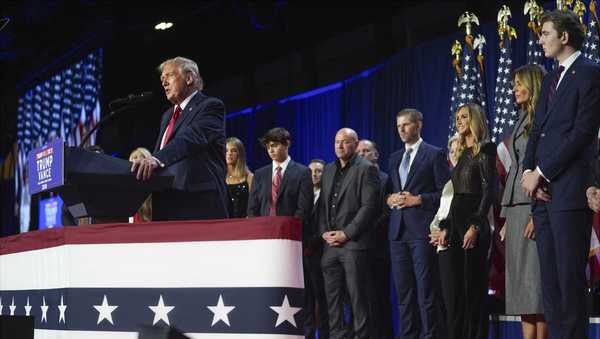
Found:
[131,56,229,221]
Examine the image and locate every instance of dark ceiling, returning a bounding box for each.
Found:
[0,0,528,157]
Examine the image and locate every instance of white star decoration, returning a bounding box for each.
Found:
[41,297,49,323]
[207,294,236,327]
[270,295,301,328]
[58,296,67,324]
[148,295,174,326]
[93,295,119,325]
[24,297,32,316]
[9,297,16,316]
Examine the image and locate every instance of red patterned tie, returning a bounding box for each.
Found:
[160,105,182,149]
[270,166,282,216]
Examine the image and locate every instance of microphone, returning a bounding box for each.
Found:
[0,18,9,32]
[108,91,153,109]
[79,92,153,147]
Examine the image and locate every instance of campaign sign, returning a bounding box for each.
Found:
[28,139,64,195]
[39,196,64,230]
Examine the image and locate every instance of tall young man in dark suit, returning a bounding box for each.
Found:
[131,56,229,221]
[387,109,449,339]
[247,127,313,221]
[319,128,380,339]
[521,10,600,338]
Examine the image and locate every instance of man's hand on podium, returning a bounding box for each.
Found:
[131,157,159,181]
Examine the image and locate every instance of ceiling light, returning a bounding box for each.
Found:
[154,22,173,31]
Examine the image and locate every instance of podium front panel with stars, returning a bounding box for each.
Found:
[0,217,305,338]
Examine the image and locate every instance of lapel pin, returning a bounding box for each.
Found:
[571,70,576,75]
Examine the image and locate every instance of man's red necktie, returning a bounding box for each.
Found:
[160,105,182,149]
[270,166,282,216]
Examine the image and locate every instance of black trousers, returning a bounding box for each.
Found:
[438,234,490,339]
[321,246,370,339]
[304,251,330,339]
[533,203,592,339]
[367,249,393,339]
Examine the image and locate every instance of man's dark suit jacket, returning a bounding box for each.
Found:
[318,155,380,250]
[247,160,313,221]
[152,92,229,220]
[590,157,600,189]
[523,56,600,211]
[387,142,449,240]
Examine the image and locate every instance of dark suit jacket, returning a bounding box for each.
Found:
[373,170,391,254]
[318,155,380,250]
[523,55,600,211]
[247,160,313,221]
[152,92,229,218]
[388,141,449,241]
[590,157,600,189]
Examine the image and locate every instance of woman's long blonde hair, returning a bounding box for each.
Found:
[128,147,152,221]
[226,137,249,180]
[455,103,489,158]
[513,64,546,136]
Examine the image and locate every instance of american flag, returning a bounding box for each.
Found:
[449,38,487,135]
[583,1,600,64]
[16,50,103,232]
[491,35,518,144]
[526,24,544,65]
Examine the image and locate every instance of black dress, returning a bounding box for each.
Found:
[227,180,249,218]
[438,141,496,339]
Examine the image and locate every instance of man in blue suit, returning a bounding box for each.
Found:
[247,127,313,221]
[522,10,600,339]
[387,108,449,339]
[131,56,229,221]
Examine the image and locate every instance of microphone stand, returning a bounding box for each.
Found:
[78,104,131,148]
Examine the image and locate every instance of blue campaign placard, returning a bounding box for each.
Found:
[39,196,64,230]
[28,139,65,195]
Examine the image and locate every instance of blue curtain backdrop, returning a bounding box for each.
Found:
[225,11,535,172]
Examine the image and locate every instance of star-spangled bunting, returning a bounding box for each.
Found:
[24,297,32,316]
[41,296,49,323]
[0,287,304,337]
[207,294,235,327]
[492,35,519,144]
[58,295,67,324]
[93,295,119,325]
[10,297,16,316]
[270,295,302,328]
[148,295,174,326]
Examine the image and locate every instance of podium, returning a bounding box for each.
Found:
[28,140,173,220]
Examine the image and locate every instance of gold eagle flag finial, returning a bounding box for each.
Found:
[524,0,544,38]
[591,0,599,25]
[573,0,587,24]
[497,5,517,48]
[557,0,573,11]
[451,40,463,76]
[458,11,480,48]
[473,34,486,73]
